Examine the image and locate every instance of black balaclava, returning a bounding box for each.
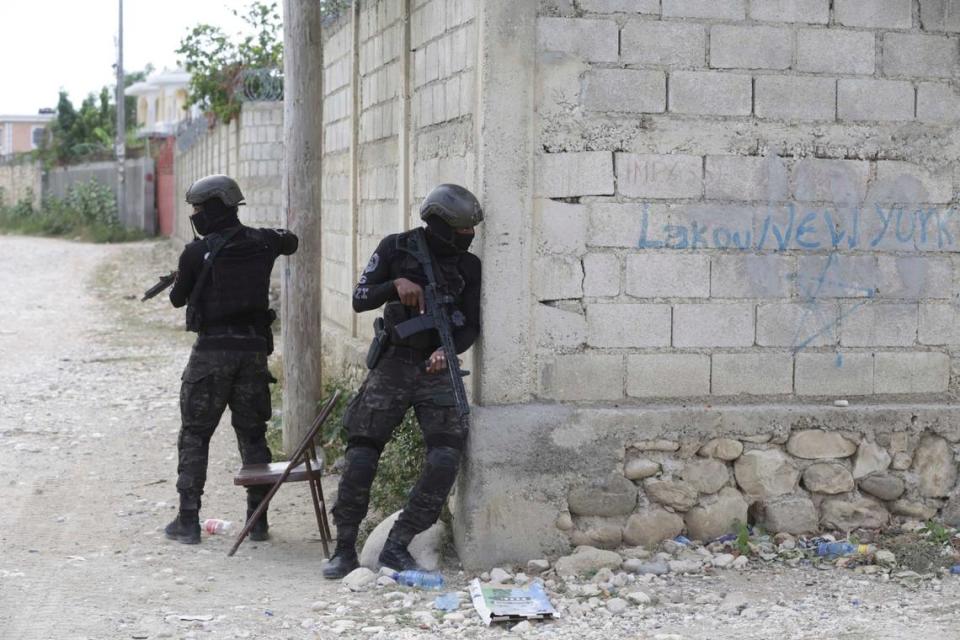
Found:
[190,198,241,237]
[425,216,473,256]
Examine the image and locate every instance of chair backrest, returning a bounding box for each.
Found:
[288,389,341,466]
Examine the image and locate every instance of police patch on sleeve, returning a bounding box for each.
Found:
[363,253,380,274]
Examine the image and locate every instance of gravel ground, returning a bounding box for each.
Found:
[2,235,960,640]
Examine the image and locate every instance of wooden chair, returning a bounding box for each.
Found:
[228,389,341,557]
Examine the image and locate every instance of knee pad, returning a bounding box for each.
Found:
[425,446,461,473]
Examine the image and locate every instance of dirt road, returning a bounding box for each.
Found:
[2,235,959,640]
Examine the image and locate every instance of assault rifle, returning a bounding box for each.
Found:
[142,271,178,302]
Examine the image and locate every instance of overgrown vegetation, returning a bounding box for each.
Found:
[0,181,143,243]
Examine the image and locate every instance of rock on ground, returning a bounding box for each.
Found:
[358,510,445,571]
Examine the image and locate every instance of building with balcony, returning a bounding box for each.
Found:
[124,69,197,136]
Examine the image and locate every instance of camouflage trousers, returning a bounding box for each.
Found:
[176,348,273,510]
[332,348,465,541]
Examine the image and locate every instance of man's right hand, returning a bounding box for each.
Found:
[394,277,425,313]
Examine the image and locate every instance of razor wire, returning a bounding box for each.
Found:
[232,68,284,103]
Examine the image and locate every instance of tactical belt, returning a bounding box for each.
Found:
[200,324,262,337]
[383,344,431,364]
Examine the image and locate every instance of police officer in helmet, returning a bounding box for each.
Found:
[164,174,298,544]
[323,183,483,578]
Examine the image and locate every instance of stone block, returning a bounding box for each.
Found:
[913,435,958,497]
[588,202,651,248]
[711,254,795,298]
[581,69,666,113]
[795,352,874,396]
[917,83,960,123]
[615,153,703,199]
[534,199,587,255]
[890,499,939,520]
[681,458,730,494]
[625,253,710,298]
[711,353,793,395]
[839,303,917,347]
[623,508,684,548]
[621,21,706,67]
[537,17,619,62]
[704,155,788,201]
[535,303,587,349]
[580,0,660,12]
[536,152,614,198]
[803,463,855,494]
[919,303,960,344]
[625,457,661,480]
[792,159,869,203]
[734,449,799,499]
[540,354,624,401]
[749,0,829,23]
[554,546,624,577]
[874,351,950,393]
[787,430,858,459]
[757,302,839,348]
[838,79,915,123]
[673,303,755,348]
[699,438,744,461]
[568,475,639,516]
[858,473,905,501]
[684,488,749,541]
[759,495,819,534]
[534,255,583,300]
[755,76,837,121]
[583,253,621,297]
[920,0,960,32]
[643,478,699,511]
[626,354,710,397]
[870,161,954,204]
[662,0,746,19]
[835,0,912,28]
[853,441,892,479]
[883,33,958,78]
[669,71,752,116]
[819,495,890,530]
[586,303,671,348]
[879,256,953,302]
[710,25,792,70]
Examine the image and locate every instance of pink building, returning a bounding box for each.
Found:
[0,112,54,156]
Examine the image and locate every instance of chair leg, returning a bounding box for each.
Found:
[307,474,330,558]
[317,479,333,542]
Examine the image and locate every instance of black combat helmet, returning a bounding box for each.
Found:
[419,184,483,228]
[185,174,246,207]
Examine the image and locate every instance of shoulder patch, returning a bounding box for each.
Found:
[363,252,380,274]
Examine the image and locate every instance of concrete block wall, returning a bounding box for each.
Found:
[532,0,960,402]
[0,160,42,209]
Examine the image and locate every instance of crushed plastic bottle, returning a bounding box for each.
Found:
[202,519,233,535]
[434,592,461,611]
[950,565,960,575]
[393,570,445,590]
[816,542,873,557]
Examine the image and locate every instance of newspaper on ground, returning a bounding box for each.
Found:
[468,578,557,625]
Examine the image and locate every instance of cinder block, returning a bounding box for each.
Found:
[835,0,912,29]
[920,0,960,32]
[616,153,703,199]
[536,152,614,197]
[581,69,666,113]
[869,161,954,204]
[874,352,950,393]
[536,303,588,349]
[534,199,587,255]
[588,202,654,248]
[627,354,710,398]
[583,253,622,296]
[540,354,624,401]
[838,79,915,122]
[839,303,918,347]
[710,25,792,70]
[705,155,789,201]
[750,0,829,23]
[883,33,958,78]
[669,71,752,116]
[580,0,660,12]
[795,255,879,298]
[662,0,746,20]
[918,83,960,123]
[673,303,755,347]
[919,303,960,344]
[587,304,672,347]
[795,352,874,396]
[878,256,954,300]
[712,353,794,395]
[757,302,838,348]
[537,17,619,62]
[621,21,706,67]
[625,254,711,298]
[796,29,876,74]
[534,255,584,300]
[792,159,869,203]
[711,255,796,298]
[755,76,836,121]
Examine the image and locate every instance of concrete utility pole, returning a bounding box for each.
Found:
[281,0,325,451]
[115,0,126,222]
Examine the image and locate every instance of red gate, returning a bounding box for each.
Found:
[155,137,175,237]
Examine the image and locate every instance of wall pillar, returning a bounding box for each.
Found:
[281,0,325,450]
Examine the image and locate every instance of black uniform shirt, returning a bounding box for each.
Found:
[353,230,481,355]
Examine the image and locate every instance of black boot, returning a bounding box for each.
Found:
[322,525,360,579]
[378,529,424,572]
[247,493,270,542]
[164,509,200,545]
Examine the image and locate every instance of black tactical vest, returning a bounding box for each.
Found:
[195,227,277,330]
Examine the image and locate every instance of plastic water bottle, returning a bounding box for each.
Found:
[817,542,872,557]
[393,570,445,590]
[202,519,233,535]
